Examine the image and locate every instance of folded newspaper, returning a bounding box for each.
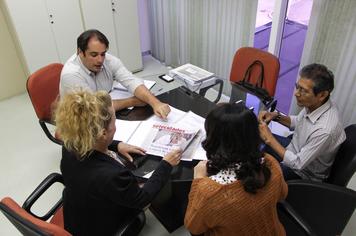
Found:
[141,124,199,158]
[114,107,207,161]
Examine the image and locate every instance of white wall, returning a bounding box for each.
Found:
[137,0,151,54]
[0,3,27,101]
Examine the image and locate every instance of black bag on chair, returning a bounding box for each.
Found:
[233,60,277,111]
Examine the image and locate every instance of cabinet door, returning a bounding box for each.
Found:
[112,0,142,72]
[80,0,119,58]
[46,0,84,63]
[3,0,59,73]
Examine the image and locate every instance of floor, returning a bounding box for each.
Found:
[0,56,355,235]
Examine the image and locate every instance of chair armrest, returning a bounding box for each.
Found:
[198,78,224,103]
[23,173,64,221]
[39,120,63,145]
[115,210,145,236]
[277,201,317,236]
[286,180,356,236]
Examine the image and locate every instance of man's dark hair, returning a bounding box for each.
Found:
[202,103,271,194]
[299,63,334,96]
[77,29,109,54]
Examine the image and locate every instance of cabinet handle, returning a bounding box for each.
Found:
[51,21,54,24]
[112,8,115,12]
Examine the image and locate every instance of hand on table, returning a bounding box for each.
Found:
[163,149,182,166]
[117,142,146,162]
[153,102,171,120]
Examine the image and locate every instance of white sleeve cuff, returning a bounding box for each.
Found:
[283,150,300,169]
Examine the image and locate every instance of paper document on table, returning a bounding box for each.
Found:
[142,170,154,179]
[110,80,156,101]
[113,80,156,91]
[113,105,207,161]
[175,111,207,160]
[124,106,186,147]
[148,106,187,124]
[138,123,200,159]
[113,120,142,142]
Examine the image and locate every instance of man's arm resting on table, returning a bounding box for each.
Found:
[133,84,170,119]
[112,97,146,111]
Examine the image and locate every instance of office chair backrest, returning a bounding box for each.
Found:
[230,47,280,97]
[0,197,71,236]
[27,63,63,122]
[327,124,356,186]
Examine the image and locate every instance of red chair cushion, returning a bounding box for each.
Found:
[27,63,63,121]
[1,197,71,236]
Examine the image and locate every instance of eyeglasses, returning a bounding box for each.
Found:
[295,83,311,96]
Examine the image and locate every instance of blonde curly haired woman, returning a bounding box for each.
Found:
[55,90,182,236]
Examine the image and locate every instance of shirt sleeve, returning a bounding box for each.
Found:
[106,53,143,94]
[184,179,209,234]
[289,115,297,131]
[283,131,332,170]
[60,73,92,97]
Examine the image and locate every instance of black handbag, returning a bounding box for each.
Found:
[233,60,277,111]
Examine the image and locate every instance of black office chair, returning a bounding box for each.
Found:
[285,181,356,236]
[327,124,356,186]
[277,201,317,236]
[284,124,356,236]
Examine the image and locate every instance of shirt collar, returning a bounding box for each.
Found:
[304,99,331,124]
[76,55,95,77]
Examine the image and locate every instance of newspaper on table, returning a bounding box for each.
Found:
[114,106,208,161]
[140,123,199,158]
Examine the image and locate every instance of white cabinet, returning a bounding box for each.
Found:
[3,0,84,73]
[80,0,143,72]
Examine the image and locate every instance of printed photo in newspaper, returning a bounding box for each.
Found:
[141,124,199,158]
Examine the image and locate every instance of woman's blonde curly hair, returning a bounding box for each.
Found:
[54,90,112,159]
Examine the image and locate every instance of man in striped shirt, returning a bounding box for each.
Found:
[259,63,346,181]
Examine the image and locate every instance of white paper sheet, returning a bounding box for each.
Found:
[147,106,187,124]
[113,80,156,91]
[110,80,157,101]
[175,111,207,160]
[113,120,142,142]
[114,106,208,161]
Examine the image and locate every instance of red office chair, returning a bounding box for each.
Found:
[27,63,63,145]
[0,173,70,236]
[229,47,280,111]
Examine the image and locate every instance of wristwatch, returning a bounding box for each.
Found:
[273,111,282,122]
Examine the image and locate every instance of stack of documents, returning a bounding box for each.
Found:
[168,64,216,91]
